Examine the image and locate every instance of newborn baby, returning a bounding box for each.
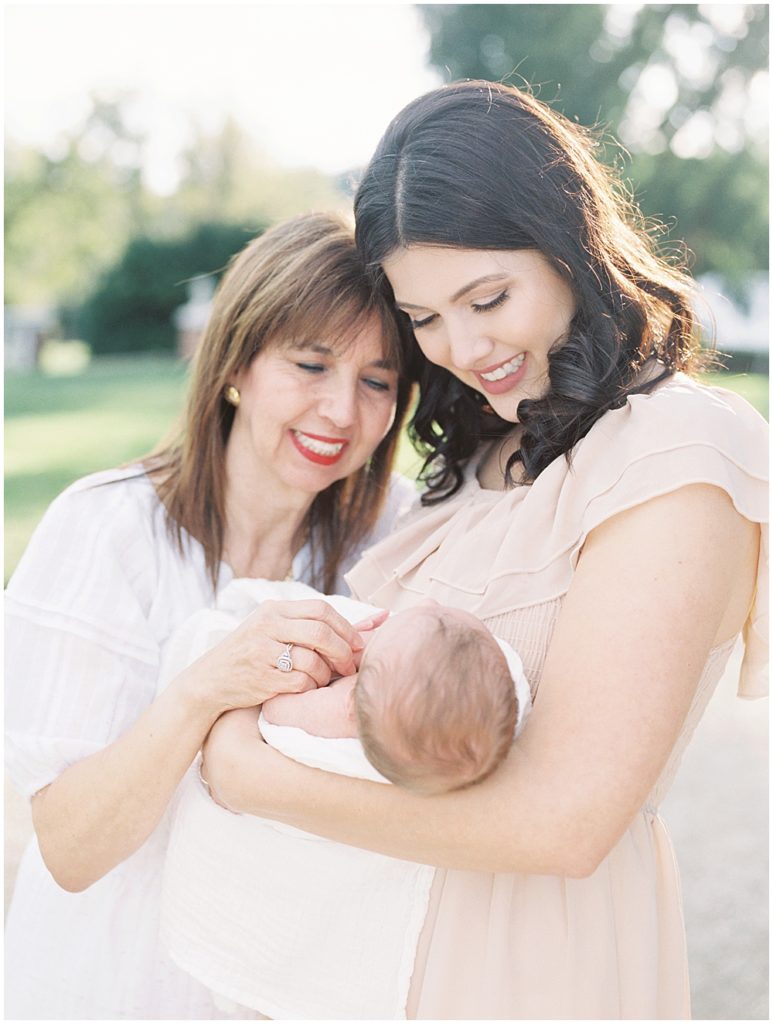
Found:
[261,602,530,794]
[160,579,531,1020]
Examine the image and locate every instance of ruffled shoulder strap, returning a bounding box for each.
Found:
[348,376,768,696]
[567,376,768,698]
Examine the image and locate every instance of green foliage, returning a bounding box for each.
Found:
[630,147,768,298]
[168,118,345,228]
[418,5,769,294]
[420,5,767,145]
[5,142,136,307]
[79,222,261,355]
[421,4,614,126]
[6,106,346,317]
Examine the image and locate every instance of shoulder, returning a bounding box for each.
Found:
[363,473,420,546]
[382,472,420,523]
[560,374,768,528]
[579,374,767,471]
[31,466,162,558]
[48,464,158,519]
[7,465,167,608]
[347,376,768,618]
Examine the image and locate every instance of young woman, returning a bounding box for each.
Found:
[202,83,768,1019]
[4,212,416,1019]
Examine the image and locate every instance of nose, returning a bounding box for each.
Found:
[318,375,357,431]
[445,318,495,371]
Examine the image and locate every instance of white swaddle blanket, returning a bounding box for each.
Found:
[159,579,530,1020]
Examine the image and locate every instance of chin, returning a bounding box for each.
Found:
[487,400,521,424]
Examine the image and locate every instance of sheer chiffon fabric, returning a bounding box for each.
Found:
[347,376,768,1020]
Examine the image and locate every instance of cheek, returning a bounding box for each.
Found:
[365,398,397,450]
[381,396,398,437]
[414,333,447,366]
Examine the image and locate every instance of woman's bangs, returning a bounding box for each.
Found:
[272,297,402,371]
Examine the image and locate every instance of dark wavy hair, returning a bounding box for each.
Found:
[354,80,705,501]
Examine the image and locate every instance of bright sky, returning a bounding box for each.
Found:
[5,2,442,193]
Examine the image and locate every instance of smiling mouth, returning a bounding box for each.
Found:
[291,430,348,465]
[478,354,525,381]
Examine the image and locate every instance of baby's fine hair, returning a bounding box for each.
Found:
[355,612,518,795]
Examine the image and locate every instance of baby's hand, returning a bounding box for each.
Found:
[350,609,389,668]
[352,608,389,632]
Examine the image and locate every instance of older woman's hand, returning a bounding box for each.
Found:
[172,599,367,720]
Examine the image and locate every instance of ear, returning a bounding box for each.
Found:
[231,364,248,391]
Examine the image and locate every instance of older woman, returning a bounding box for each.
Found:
[202,82,767,1019]
[4,212,415,1019]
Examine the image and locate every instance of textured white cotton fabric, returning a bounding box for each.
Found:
[159,578,530,1019]
[4,466,416,1020]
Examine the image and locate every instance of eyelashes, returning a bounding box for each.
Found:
[409,313,437,330]
[296,363,392,393]
[408,290,509,330]
[472,290,508,313]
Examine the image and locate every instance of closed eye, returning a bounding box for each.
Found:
[472,290,508,313]
[408,312,437,330]
[363,377,392,392]
[297,362,325,374]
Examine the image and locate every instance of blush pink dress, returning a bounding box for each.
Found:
[346,375,768,1020]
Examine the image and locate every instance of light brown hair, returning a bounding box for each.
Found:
[356,610,518,794]
[148,212,414,590]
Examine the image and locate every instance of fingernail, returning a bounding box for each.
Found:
[352,634,365,651]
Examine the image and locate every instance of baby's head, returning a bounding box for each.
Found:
[355,604,518,795]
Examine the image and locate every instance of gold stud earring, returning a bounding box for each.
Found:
[224,384,241,408]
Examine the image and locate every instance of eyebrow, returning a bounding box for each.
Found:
[289,342,396,371]
[396,273,509,310]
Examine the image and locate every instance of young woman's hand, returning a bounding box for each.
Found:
[173,599,367,720]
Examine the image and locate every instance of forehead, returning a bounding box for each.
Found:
[272,314,397,368]
[383,245,549,301]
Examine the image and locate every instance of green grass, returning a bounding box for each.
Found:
[4,359,767,582]
[5,355,190,579]
[700,370,769,419]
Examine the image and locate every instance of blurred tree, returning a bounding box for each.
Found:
[5,94,149,309]
[6,149,136,309]
[159,118,346,233]
[6,101,347,320]
[418,4,768,294]
[79,222,261,355]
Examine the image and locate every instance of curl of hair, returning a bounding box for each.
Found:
[354,80,707,500]
[147,212,415,589]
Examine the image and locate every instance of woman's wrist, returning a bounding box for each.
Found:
[162,662,226,734]
[202,707,293,815]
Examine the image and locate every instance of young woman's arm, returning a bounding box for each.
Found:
[203,484,759,877]
[30,599,364,892]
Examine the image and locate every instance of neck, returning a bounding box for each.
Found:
[223,443,314,580]
[476,426,525,491]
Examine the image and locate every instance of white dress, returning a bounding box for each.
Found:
[4,465,416,1021]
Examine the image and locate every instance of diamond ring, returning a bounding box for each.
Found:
[276,643,294,673]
